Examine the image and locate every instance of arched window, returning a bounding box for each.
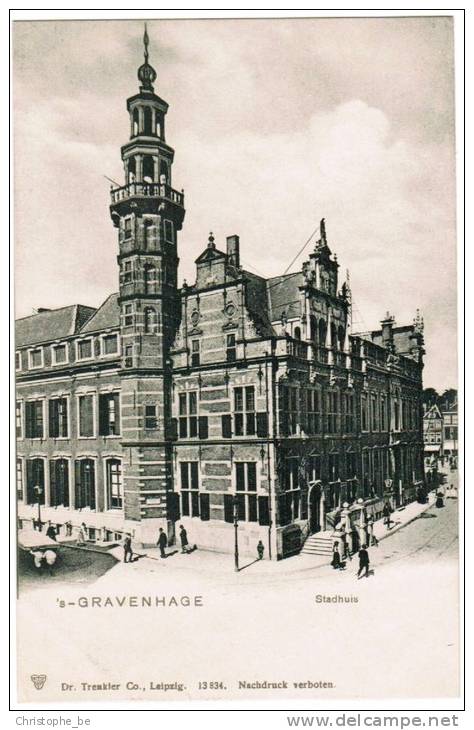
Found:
[26,458,45,506]
[106,459,123,510]
[128,156,136,184]
[143,155,154,184]
[143,107,152,135]
[74,458,96,510]
[310,315,317,341]
[318,319,327,346]
[143,219,153,251]
[144,307,156,334]
[338,326,345,351]
[294,326,301,341]
[132,108,139,136]
[159,160,168,184]
[50,458,70,507]
[330,323,337,349]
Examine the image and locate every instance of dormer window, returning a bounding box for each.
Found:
[29,348,43,369]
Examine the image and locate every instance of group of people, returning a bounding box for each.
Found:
[122,525,195,563]
[330,540,371,579]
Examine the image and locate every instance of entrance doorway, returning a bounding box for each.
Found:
[309,484,321,534]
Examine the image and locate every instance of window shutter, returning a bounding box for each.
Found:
[25,402,33,438]
[180,462,189,490]
[224,494,234,523]
[236,463,245,490]
[256,412,269,437]
[75,460,82,508]
[98,394,108,436]
[89,462,96,510]
[258,496,270,526]
[179,417,187,439]
[222,414,232,438]
[49,460,57,506]
[113,393,121,435]
[190,462,199,490]
[62,461,70,507]
[198,416,208,440]
[199,493,210,521]
[26,460,34,504]
[48,400,56,438]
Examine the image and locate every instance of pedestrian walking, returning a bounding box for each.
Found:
[179,525,189,554]
[331,542,343,570]
[65,521,73,537]
[123,534,133,563]
[46,521,57,541]
[382,501,392,530]
[435,491,444,508]
[257,540,264,560]
[357,544,370,579]
[157,527,167,558]
[77,522,87,546]
[367,515,379,547]
[44,548,57,576]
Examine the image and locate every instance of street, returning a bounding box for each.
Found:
[17,494,459,702]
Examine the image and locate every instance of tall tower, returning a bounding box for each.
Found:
[110,26,185,546]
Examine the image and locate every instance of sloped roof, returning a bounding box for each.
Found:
[16,304,96,348]
[266,272,304,322]
[243,272,277,338]
[424,404,443,420]
[80,293,120,333]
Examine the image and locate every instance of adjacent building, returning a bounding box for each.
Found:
[15,31,426,559]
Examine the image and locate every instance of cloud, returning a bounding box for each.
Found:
[13,19,457,391]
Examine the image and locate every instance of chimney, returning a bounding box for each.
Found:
[226,235,240,268]
[380,311,395,349]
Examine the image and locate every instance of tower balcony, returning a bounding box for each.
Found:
[110,181,185,229]
[110,181,184,207]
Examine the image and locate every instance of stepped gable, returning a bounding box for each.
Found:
[15,304,96,347]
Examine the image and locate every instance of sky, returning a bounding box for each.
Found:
[13,17,457,391]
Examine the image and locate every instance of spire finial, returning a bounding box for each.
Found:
[207,231,215,248]
[144,23,149,63]
[137,23,157,92]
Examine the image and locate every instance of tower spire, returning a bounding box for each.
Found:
[137,22,157,92]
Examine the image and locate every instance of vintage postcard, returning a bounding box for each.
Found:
[13,14,461,705]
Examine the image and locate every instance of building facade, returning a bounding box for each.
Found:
[15,32,426,559]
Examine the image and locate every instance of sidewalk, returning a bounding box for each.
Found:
[101,493,439,583]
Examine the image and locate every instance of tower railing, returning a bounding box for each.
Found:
[110,181,184,206]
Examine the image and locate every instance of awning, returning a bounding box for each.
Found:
[424,445,441,453]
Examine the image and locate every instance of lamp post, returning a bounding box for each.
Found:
[233,494,239,572]
[34,484,43,531]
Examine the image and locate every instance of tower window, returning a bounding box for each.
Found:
[124,304,133,327]
[164,220,174,243]
[123,261,132,284]
[124,218,132,240]
[145,405,158,429]
[132,108,139,136]
[143,155,154,183]
[144,264,157,294]
[143,107,152,136]
[234,386,256,436]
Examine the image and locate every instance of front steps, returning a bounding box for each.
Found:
[301,531,334,556]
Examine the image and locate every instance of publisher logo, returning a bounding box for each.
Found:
[31,674,47,690]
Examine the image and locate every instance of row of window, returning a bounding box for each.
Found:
[121,216,174,244]
[17,393,121,440]
[280,386,420,437]
[17,457,123,510]
[16,334,119,372]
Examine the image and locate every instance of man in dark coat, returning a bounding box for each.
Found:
[157,528,167,558]
[123,534,133,563]
[357,544,370,578]
[382,501,393,529]
[46,521,57,542]
[179,525,189,554]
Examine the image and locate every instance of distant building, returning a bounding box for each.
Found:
[442,401,458,461]
[15,29,426,559]
[423,404,444,468]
